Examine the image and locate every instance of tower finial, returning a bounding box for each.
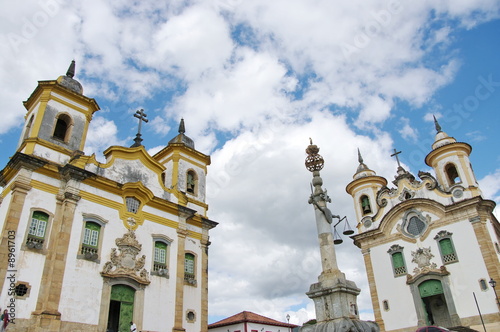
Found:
[357,148,363,164]
[66,60,76,78]
[433,115,442,133]
[179,118,186,134]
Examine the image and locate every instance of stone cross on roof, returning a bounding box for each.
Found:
[131,109,148,147]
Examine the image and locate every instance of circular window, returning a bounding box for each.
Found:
[401,210,428,238]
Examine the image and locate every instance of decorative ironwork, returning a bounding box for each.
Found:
[305,138,324,172]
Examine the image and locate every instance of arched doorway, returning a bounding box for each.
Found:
[418,279,452,327]
[107,284,135,332]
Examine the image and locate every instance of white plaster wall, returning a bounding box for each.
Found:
[370,243,417,330]
[209,322,245,332]
[0,185,58,318]
[32,144,71,164]
[372,218,498,330]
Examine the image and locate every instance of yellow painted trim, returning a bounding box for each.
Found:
[101,146,166,174]
[425,142,471,167]
[50,95,88,114]
[30,179,59,195]
[154,144,210,166]
[346,175,387,195]
[457,155,475,186]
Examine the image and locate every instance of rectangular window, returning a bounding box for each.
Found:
[439,238,458,264]
[392,252,407,276]
[185,254,195,274]
[154,242,167,264]
[29,217,47,238]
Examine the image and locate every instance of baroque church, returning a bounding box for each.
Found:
[0,61,217,332]
[346,120,500,331]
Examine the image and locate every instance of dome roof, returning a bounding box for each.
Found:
[168,119,195,149]
[56,60,83,94]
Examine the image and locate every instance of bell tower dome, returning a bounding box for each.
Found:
[346,149,387,228]
[425,116,481,197]
[18,61,100,164]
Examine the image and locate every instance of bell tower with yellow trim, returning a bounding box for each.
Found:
[18,60,100,162]
[425,116,481,197]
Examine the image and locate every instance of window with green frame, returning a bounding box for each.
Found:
[391,252,407,276]
[28,211,48,238]
[154,241,167,267]
[26,211,49,248]
[184,253,196,285]
[83,222,100,247]
[81,221,101,260]
[434,230,458,264]
[438,238,458,264]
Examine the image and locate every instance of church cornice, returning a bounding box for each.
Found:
[353,196,496,249]
[153,143,211,167]
[23,80,99,115]
[425,141,472,167]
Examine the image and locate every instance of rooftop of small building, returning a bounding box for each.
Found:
[208,311,298,329]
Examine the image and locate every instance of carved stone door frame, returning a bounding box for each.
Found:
[98,277,145,332]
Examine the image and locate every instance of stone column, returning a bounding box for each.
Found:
[0,174,32,292]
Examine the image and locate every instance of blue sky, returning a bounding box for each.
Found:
[1,0,499,325]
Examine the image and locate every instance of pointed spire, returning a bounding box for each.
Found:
[66,60,76,78]
[433,115,442,133]
[179,118,186,134]
[357,148,363,164]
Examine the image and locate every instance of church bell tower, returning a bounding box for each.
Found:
[18,60,100,163]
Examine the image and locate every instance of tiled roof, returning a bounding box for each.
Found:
[208,311,298,329]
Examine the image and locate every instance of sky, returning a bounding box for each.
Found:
[1,0,500,326]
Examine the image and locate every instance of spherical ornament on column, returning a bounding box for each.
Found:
[305,139,324,172]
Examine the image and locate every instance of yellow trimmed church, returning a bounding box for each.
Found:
[0,61,217,332]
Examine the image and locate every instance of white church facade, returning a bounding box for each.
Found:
[0,62,217,332]
[346,120,500,331]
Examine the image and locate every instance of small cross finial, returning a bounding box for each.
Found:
[390,148,402,168]
[131,109,148,147]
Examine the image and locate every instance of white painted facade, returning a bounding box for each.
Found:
[346,126,500,332]
[0,65,216,332]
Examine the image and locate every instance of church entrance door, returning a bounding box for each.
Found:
[419,280,452,327]
[107,284,135,332]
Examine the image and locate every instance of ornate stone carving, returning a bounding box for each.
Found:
[101,229,150,285]
[411,247,437,274]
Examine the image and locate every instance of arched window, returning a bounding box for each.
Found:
[445,163,461,185]
[53,113,72,142]
[186,170,197,195]
[360,195,371,214]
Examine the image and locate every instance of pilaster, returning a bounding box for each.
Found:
[172,226,188,332]
[362,248,385,331]
[0,176,32,293]
[33,187,80,324]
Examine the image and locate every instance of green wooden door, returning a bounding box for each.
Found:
[110,285,135,332]
[419,279,443,298]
